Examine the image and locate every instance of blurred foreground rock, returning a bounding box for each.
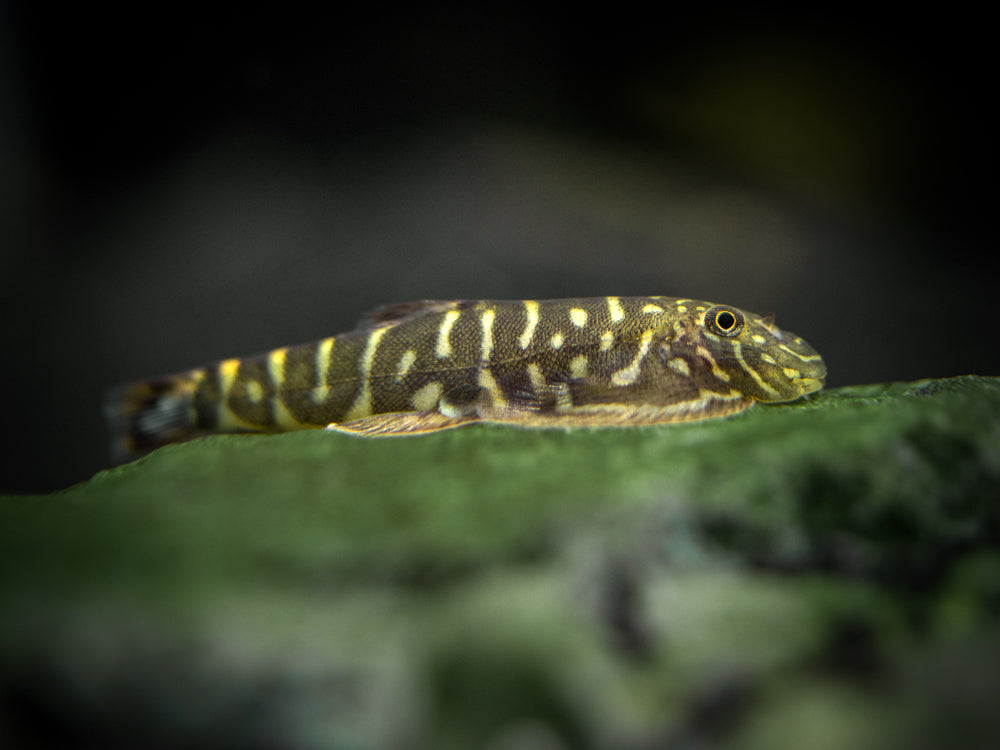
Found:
[2,377,999,749]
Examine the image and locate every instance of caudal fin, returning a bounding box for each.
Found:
[104,374,199,462]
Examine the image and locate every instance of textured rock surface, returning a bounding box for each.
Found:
[2,377,999,749]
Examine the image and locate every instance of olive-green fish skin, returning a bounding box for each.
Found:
[106,296,827,458]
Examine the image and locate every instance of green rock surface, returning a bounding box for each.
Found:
[3,376,1000,749]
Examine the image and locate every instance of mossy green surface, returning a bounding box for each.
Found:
[2,377,999,748]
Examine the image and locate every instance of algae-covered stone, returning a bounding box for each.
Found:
[2,377,999,748]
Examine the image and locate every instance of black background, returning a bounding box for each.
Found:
[2,8,996,493]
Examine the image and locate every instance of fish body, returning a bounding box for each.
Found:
[107,296,826,458]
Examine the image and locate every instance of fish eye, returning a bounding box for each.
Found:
[706,306,744,337]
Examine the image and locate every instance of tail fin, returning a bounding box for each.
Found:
[104,373,199,462]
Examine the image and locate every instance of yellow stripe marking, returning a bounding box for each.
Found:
[439,400,466,419]
[519,300,539,349]
[779,344,824,362]
[611,329,653,386]
[668,358,690,377]
[783,367,801,379]
[607,296,625,323]
[310,338,336,404]
[478,369,506,408]
[219,359,240,395]
[527,363,546,393]
[480,308,495,362]
[569,355,588,379]
[697,345,732,383]
[569,308,588,328]
[761,353,777,365]
[316,337,335,385]
[554,383,573,410]
[733,341,779,397]
[410,381,443,411]
[599,331,614,352]
[642,304,664,314]
[268,348,287,389]
[396,349,417,382]
[267,348,300,429]
[436,310,460,359]
[217,359,257,430]
[344,326,389,421]
[550,332,564,349]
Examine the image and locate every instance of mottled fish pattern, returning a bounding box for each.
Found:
[107,296,826,459]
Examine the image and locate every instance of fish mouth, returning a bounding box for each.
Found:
[793,377,825,396]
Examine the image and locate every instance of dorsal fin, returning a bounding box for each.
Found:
[355,300,460,328]
[760,312,776,330]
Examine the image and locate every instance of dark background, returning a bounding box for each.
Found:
[1,8,996,493]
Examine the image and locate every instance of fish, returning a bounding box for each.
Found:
[106,296,826,459]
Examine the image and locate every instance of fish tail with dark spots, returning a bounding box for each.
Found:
[104,373,200,462]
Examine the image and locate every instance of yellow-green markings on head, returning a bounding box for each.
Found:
[107,296,827,456]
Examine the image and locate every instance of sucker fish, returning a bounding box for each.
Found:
[106,296,826,459]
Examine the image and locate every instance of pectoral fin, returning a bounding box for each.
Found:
[327,410,478,437]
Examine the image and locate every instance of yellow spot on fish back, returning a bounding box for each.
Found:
[569,355,588,379]
[761,353,777,365]
[783,367,801,379]
[480,308,495,362]
[643,304,664,314]
[611,329,654,386]
[519,301,540,349]
[436,310,461,359]
[569,308,588,328]
[410,381,443,411]
[550,332,564,349]
[607,296,625,323]
[396,349,416,382]
[753,335,766,345]
[344,326,389,420]
[599,331,614,351]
